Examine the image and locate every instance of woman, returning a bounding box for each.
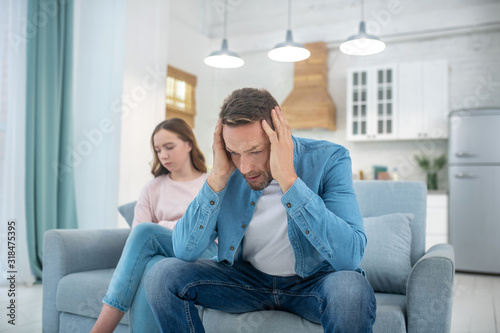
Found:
[91,118,217,333]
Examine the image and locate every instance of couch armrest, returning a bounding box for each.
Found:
[43,228,130,332]
[406,243,455,333]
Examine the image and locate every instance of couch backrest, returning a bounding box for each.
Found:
[119,181,427,266]
[353,180,427,266]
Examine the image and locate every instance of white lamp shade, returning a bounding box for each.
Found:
[204,53,244,68]
[340,21,386,56]
[204,39,244,69]
[268,30,311,62]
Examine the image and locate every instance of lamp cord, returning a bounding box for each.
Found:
[361,0,365,21]
[288,0,292,30]
[223,0,228,38]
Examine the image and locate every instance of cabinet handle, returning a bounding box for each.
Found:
[455,172,477,179]
[455,151,476,157]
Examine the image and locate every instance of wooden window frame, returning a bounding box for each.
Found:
[165,65,197,128]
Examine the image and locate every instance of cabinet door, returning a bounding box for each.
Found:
[373,67,397,139]
[398,62,422,139]
[398,60,448,140]
[423,60,448,139]
[347,69,369,141]
[347,66,396,141]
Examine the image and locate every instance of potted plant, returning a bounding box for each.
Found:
[414,153,447,190]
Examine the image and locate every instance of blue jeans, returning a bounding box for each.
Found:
[145,258,376,333]
[102,223,217,332]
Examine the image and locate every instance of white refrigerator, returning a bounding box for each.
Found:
[449,109,500,274]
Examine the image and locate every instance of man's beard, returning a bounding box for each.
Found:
[244,170,273,191]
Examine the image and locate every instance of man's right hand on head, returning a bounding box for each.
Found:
[207,119,236,192]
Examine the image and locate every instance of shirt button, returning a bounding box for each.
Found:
[242,224,246,228]
[230,246,235,250]
[210,200,215,205]
[200,225,204,229]
[305,230,310,234]
[286,203,292,208]
[250,201,255,206]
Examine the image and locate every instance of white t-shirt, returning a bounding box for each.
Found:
[242,180,296,276]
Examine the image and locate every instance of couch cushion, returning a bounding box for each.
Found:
[201,308,323,333]
[59,312,129,333]
[56,269,130,325]
[373,293,406,333]
[360,213,413,294]
[201,292,406,333]
[118,201,137,228]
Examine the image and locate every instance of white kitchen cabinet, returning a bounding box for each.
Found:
[346,65,397,141]
[398,60,449,140]
[346,60,448,141]
[426,192,449,251]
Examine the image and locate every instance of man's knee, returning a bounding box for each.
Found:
[321,271,376,331]
[145,258,183,304]
[323,271,375,308]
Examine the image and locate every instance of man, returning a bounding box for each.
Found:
[145,88,376,332]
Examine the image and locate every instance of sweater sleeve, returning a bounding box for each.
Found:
[132,183,155,229]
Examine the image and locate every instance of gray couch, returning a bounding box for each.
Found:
[43,180,455,332]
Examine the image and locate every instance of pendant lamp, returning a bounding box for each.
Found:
[268,0,310,62]
[340,0,386,56]
[204,0,244,68]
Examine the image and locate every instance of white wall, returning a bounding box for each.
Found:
[117,0,170,227]
[73,0,126,229]
[166,15,216,168]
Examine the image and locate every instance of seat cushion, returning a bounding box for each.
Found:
[360,213,414,294]
[373,293,406,333]
[201,308,323,333]
[201,293,406,333]
[56,269,130,325]
[59,312,129,333]
[56,270,406,332]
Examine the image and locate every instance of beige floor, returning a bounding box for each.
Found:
[0,272,499,332]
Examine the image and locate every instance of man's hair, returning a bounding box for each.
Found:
[219,88,279,130]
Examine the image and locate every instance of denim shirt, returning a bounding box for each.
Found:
[173,136,366,278]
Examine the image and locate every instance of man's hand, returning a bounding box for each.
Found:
[262,107,297,193]
[207,119,236,192]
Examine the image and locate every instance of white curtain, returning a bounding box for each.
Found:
[72,0,127,229]
[0,0,36,286]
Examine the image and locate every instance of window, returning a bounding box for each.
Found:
[165,65,197,128]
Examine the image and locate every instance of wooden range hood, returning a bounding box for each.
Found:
[281,42,336,130]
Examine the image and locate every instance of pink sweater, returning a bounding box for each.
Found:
[132,173,208,229]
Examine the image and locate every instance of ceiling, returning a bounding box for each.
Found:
[170,0,500,47]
